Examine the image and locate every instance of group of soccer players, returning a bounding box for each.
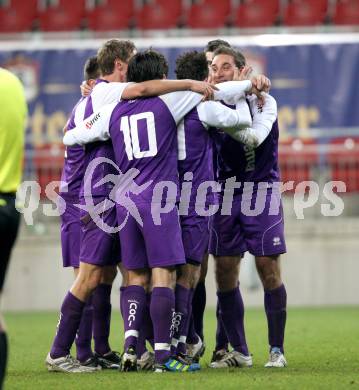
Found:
[45,37,288,373]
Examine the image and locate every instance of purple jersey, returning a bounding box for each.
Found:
[178,107,215,208]
[212,101,280,183]
[79,79,130,199]
[59,97,86,200]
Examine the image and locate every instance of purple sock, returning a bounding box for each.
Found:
[75,296,93,362]
[217,286,249,356]
[123,285,146,351]
[145,292,154,348]
[264,284,287,353]
[119,286,126,318]
[150,287,175,364]
[192,281,206,340]
[215,300,229,351]
[50,292,85,359]
[186,289,199,344]
[92,284,112,356]
[173,284,191,355]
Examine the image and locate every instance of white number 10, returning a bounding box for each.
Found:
[120,112,158,160]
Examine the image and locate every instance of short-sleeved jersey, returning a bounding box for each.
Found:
[64,91,207,204]
[80,79,130,198]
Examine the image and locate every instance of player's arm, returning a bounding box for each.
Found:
[213,80,252,102]
[121,79,217,100]
[227,94,277,148]
[63,102,116,146]
[197,99,252,130]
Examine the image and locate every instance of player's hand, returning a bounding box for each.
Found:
[80,80,93,97]
[251,74,271,92]
[233,65,253,81]
[190,80,219,101]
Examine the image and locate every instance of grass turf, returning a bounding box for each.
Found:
[4,307,359,390]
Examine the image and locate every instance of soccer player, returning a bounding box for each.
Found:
[63,50,258,372]
[172,50,260,363]
[187,39,232,352]
[59,55,124,369]
[46,40,218,373]
[0,67,27,389]
[209,45,287,368]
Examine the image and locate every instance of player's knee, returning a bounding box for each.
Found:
[215,260,238,291]
[199,256,208,282]
[127,269,150,289]
[101,265,117,284]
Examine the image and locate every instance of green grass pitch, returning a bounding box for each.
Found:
[4,307,359,389]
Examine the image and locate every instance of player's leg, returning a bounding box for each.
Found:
[211,300,229,363]
[244,184,287,367]
[191,254,208,341]
[73,267,94,366]
[144,206,199,372]
[173,262,201,360]
[121,268,150,372]
[209,201,251,369]
[93,264,121,369]
[0,193,21,387]
[46,261,103,372]
[255,255,287,367]
[116,207,152,371]
[61,201,94,366]
[176,214,209,362]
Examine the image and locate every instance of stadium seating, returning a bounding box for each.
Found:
[135,0,182,29]
[234,0,279,28]
[283,0,329,26]
[333,0,359,25]
[0,0,38,32]
[279,138,319,192]
[186,0,231,29]
[327,137,359,193]
[33,143,65,199]
[38,0,85,31]
[86,0,135,31]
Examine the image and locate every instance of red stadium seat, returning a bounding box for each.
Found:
[327,137,359,193]
[33,144,65,199]
[279,138,319,192]
[234,0,279,28]
[135,0,182,29]
[283,0,328,26]
[186,0,231,29]
[39,0,85,31]
[0,0,38,32]
[333,0,359,25]
[86,0,134,31]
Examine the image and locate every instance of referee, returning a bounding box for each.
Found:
[0,67,27,389]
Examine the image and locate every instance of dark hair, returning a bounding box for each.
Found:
[205,39,231,53]
[175,51,208,81]
[212,46,246,69]
[97,39,136,76]
[83,56,100,81]
[127,50,169,82]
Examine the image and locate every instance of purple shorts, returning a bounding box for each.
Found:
[180,213,210,264]
[117,203,185,270]
[60,201,81,268]
[209,185,286,257]
[79,197,121,266]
